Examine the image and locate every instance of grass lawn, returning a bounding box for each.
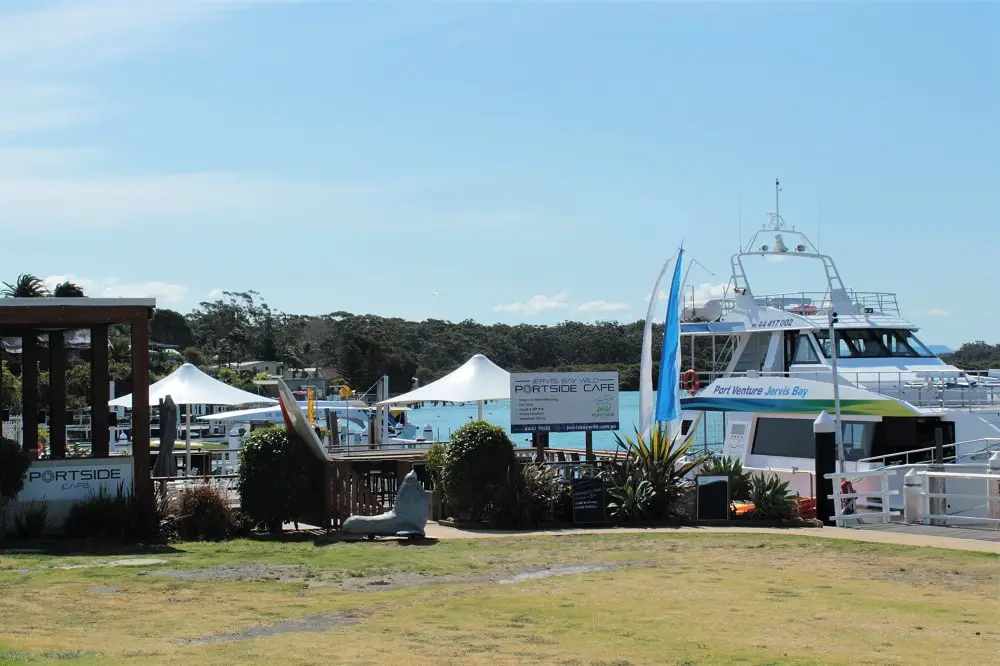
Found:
[0,532,997,665]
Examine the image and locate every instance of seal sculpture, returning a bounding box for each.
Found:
[342,470,429,539]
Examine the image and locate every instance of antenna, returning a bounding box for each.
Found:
[775,178,780,222]
[817,200,822,250]
[738,192,743,251]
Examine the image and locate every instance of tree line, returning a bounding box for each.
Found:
[1,274,996,409]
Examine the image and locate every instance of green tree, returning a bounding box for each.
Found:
[1,360,21,411]
[151,309,194,349]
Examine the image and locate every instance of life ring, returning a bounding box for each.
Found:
[682,369,700,396]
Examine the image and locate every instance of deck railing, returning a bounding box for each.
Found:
[825,469,900,526]
[718,290,901,318]
[677,369,1000,409]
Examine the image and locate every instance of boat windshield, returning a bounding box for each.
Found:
[814,328,935,359]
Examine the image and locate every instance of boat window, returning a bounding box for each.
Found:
[791,333,819,364]
[813,329,934,359]
[751,417,872,461]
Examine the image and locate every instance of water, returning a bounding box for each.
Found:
[404,391,725,452]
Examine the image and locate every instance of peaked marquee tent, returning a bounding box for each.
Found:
[109,363,276,476]
[376,353,510,420]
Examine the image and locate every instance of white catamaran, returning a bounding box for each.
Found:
[676,184,1000,514]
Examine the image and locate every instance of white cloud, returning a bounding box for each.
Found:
[576,300,629,313]
[207,289,224,300]
[0,172,407,230]
[494,294,631,317]
[0,1,211,74]
[43,275,187,303]
[494,294,570,316]
[924,308,951,317]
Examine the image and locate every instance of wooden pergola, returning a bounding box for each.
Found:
[0,298,155,501]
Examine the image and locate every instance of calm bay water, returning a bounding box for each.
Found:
[404,391,724,451]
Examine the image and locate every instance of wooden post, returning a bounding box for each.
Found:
[90,324,110,458]
[533,431,549,463]
[21,332,38,458]
[49,330,67,459]
[585,430,594,463]
[131,317,152,504]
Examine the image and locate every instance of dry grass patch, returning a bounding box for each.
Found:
[0,533,996,665]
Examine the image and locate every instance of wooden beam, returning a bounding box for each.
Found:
[0,305,152,328]
[131,317,152,505]
[90,325,109,458]
[49,330,67,459]
[21,334,38,459]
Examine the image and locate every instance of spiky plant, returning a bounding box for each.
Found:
[52,281,85,297]
[747,472,795,520]
[2,274,49,298]
[700,455,752,503]
[602,424,710,520]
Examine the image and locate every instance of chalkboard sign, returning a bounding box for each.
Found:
[571,477,607,524]
[696,475,730,520]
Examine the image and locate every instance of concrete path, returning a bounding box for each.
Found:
[423,522,1000,555]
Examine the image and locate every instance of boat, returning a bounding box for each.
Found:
[198,400,420,449]
[676,184,1000,517]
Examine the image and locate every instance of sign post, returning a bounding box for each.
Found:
[510,371,620,434]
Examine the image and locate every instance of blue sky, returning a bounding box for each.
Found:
[0,1,996,347]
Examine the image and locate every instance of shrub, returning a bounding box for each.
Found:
[700,456,752,504]
[172,485,231,541]
[747,472,794,520]
[607,474,655,523]
[0,437,32,520]
[441,421,517,520]
[424,441,446,486]
[602,425,709,521]
[13,500,48,539]
[237,426,325,533]
[490,464,561,529]
[64,486,171,542]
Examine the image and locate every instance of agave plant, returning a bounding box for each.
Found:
[607,474,655,523]
[700,455,752,503]
[2,273,49,298]
[747,472,794,520]
[602,424,710,520]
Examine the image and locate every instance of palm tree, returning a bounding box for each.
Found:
[52,281,85,297]
[2,274,49,297]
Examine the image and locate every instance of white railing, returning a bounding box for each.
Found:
[825,469,900,526]
[678,369,1000,409]
[720,290,901,318]
[2,416,23,444]
[859,438,1000,467]
[904,465,1000,527]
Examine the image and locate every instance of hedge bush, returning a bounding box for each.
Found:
[237,426,324,533]
[0,437,32,534]
[441,421,516,520]
[63,486,171,542]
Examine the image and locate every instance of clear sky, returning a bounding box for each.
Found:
[1,1,996,347]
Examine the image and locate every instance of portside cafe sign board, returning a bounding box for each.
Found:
[510,371,619,433]
[17,458,134,503]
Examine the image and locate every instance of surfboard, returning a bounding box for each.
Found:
[277,377,329,461]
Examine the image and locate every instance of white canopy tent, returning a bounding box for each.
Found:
[109,363,276,476]
[376,353,510,420]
